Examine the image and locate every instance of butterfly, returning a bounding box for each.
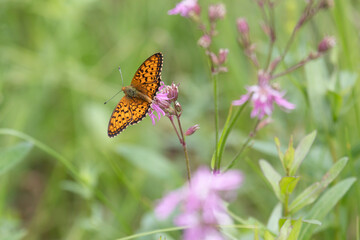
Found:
[107,53,163,137]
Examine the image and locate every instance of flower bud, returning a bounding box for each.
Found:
[175,102,182,115]
[198,34,211,48]
[208,4,226,22]
[185,124,200,136]
[218,48,229,64]
[318,36,336,53]
[167,83,179,101]
[237,18,249,34]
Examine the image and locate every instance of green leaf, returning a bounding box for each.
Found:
[274,137,283,162]
[289,157,348,213]
[283,136,294,174]
[260,160,282,202]
[276,219,292,240]
[280,176,300,196]
[0,142,33,176]
[116,144,180,180]
[264,230,275,240]
[300,177,356,240]
[267,203,282,234]
[288,218,302,240]
[291,131,317,176]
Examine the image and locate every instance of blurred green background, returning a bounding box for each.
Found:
[1,0,359,239]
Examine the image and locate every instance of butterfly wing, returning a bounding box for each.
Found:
[131,52,163,99]
[128,97,151,125]
[108,96,133,137]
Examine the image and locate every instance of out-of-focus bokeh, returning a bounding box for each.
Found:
[1,0,359,239]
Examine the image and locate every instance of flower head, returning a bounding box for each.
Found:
[155,167,243,240]
[208,48,229,74]
[148,82,179,125]
[232,70,295,119]
[168,0,200,17]
[208,3,226,22]
[198,34,212,49]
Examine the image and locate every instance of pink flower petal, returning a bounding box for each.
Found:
[155,190,184,219]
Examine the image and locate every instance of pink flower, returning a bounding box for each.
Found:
[236,18,249,34]
[208,3,226,22]
[168,0,200,17]
[148,82,179,125]
[155,167,243,240]
[198,34,212,48]
[232,71,295,119]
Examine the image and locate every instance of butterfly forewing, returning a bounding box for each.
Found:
[131,53,163,99]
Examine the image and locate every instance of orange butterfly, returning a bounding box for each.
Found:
[107,53,163,137]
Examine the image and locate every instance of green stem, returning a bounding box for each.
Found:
[175,114,192,182]
[216,101,249,168]
[213,73,220,171]
[224,119,260,171]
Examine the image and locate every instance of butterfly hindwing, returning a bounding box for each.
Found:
[108,96,133,137]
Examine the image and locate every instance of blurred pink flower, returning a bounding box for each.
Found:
[208,3,226,21]
[232,71,295,119]
[155,167,243,240]
[168,0,200,17]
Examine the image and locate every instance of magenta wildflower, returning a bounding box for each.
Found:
[155,167,243,240]
[148,82,179,125]
[232,71,295,119]
[168,0,200,17]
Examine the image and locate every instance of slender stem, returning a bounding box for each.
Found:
[265,3,276,70]
[213,73,220,171]
[169,116,182,143]
[169,115,191,182]
[224,119,260,171]
[271,52,321,79]
[217,101,249,167]
[176,113,192,182]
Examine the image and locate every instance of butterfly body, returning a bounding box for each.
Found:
[122,86,152,103]
[107,53,163,138]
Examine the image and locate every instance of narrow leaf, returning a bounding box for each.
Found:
[260,160,282,201]
[283,136,294,174]
[280,176,300,196]
[300,177,356,240]
[288,218,302,240]
[276,219,292,240]
[291,131,317,176]
[264,230,275,240]
[289,157,348,213]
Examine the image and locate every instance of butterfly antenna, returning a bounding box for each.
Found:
[118,66,124,87]
[104,66,125,105]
